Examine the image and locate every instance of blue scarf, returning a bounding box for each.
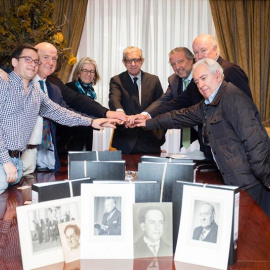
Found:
[74,78,97,99]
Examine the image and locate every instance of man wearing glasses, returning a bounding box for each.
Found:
[0,44,120,194]
[109,46,166,154]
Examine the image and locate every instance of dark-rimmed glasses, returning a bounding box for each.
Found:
[81,69,95,75]
[17,56,41,66]
[124,58,142,64]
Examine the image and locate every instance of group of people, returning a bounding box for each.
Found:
[0,33,269,217]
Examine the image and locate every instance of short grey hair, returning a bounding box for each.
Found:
[123,46,143,60]
[169,47,194,61]
[193,58,224,79]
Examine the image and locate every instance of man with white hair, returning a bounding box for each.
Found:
[135,58,270,217]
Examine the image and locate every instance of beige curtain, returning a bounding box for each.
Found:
[209,0,270,121]
[52,0,88,82]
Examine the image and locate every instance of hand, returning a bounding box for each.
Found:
[3,162,18,183]
[106,111,128,122]
[0,69,9,81]
[135,119,147,127]
[128,114,149,125]
[91,118,124,129]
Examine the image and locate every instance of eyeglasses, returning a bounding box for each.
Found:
[17,56,41,66]
[124,58,142,64]
[81,69,95,75]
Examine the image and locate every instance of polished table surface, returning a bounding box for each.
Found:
[0,154,270,269]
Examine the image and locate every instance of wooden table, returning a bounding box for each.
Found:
[1,154,269,270]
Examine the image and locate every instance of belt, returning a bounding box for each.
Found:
[8,150,22,158]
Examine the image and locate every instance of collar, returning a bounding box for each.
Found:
[33,74,46,83]
[129,71,142,81]
[204,82,222,105]
[143,236,160,247]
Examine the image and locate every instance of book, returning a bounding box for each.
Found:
[172,181,240,267]
[68,150,122,162]
[140,155,194,163]
[92,180,161,203]
[138,162,195,202]
[68,160,126,180]
[32,177,93,203]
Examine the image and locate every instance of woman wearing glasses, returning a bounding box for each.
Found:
[58,57,101,152]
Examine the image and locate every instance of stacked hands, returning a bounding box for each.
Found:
[104,112,148,129]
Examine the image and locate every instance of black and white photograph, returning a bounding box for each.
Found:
[29,202,78,253]
[94,196,121,236]
[58,220,81,263]
[80,183,135,259]
[192,200,219,244]
[16,197,81,270]
[174,185,233,270]
[133,202,173,258]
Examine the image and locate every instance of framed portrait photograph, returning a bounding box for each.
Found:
[16,196,81,270]
[174,185,235,270]
[133,202,173,258]
[80,183,135,259]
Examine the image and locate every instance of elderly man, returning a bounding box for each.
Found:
[134,206,172,258]
[0,44,120,194]
[109,46,166,154]
[192,203,218,243]
[129,35,252,159]
[94,197,121,235]
[136,58,270,217]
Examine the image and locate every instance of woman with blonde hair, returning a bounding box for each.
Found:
[57,57,101,152]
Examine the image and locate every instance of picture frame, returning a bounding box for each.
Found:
[174,185,234,270]
[133,202,173,258]
[16,196,81,270]
[80,183,135,259]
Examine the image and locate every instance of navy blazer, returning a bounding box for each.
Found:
[45,80,65,172]
[146,73,199,145]
[109,70,166,154]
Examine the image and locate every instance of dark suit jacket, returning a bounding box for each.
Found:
[100,208,121,235]
[192,222,218,243]
[56,81,94,153]
[146,73,199,146]
[47,75,108,118]
[148,56,252,159]
[134,236,172,258]
[109,70,166,154]
[45,80,65,172]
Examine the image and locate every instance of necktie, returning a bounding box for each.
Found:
[39,80,51,149]
[182,79,191,148]
[133,77,139,104]
[200,229,207,241]
[149,244,158,257]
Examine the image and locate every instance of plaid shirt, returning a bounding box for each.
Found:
[0,72,92,164]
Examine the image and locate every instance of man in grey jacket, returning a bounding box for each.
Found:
[135,58,270,217]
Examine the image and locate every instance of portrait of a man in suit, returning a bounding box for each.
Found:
[94,197,121,235]
[192,202,218,243]
[134,205,172,258]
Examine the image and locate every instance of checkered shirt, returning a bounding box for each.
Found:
[0,72,92,164]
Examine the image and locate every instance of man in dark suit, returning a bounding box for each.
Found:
[134,206,172,258]
[109,46,166,154]
[128,35,252,160]
[141,47,198,148]
[94,197,121,235]
[192,203,218,243]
